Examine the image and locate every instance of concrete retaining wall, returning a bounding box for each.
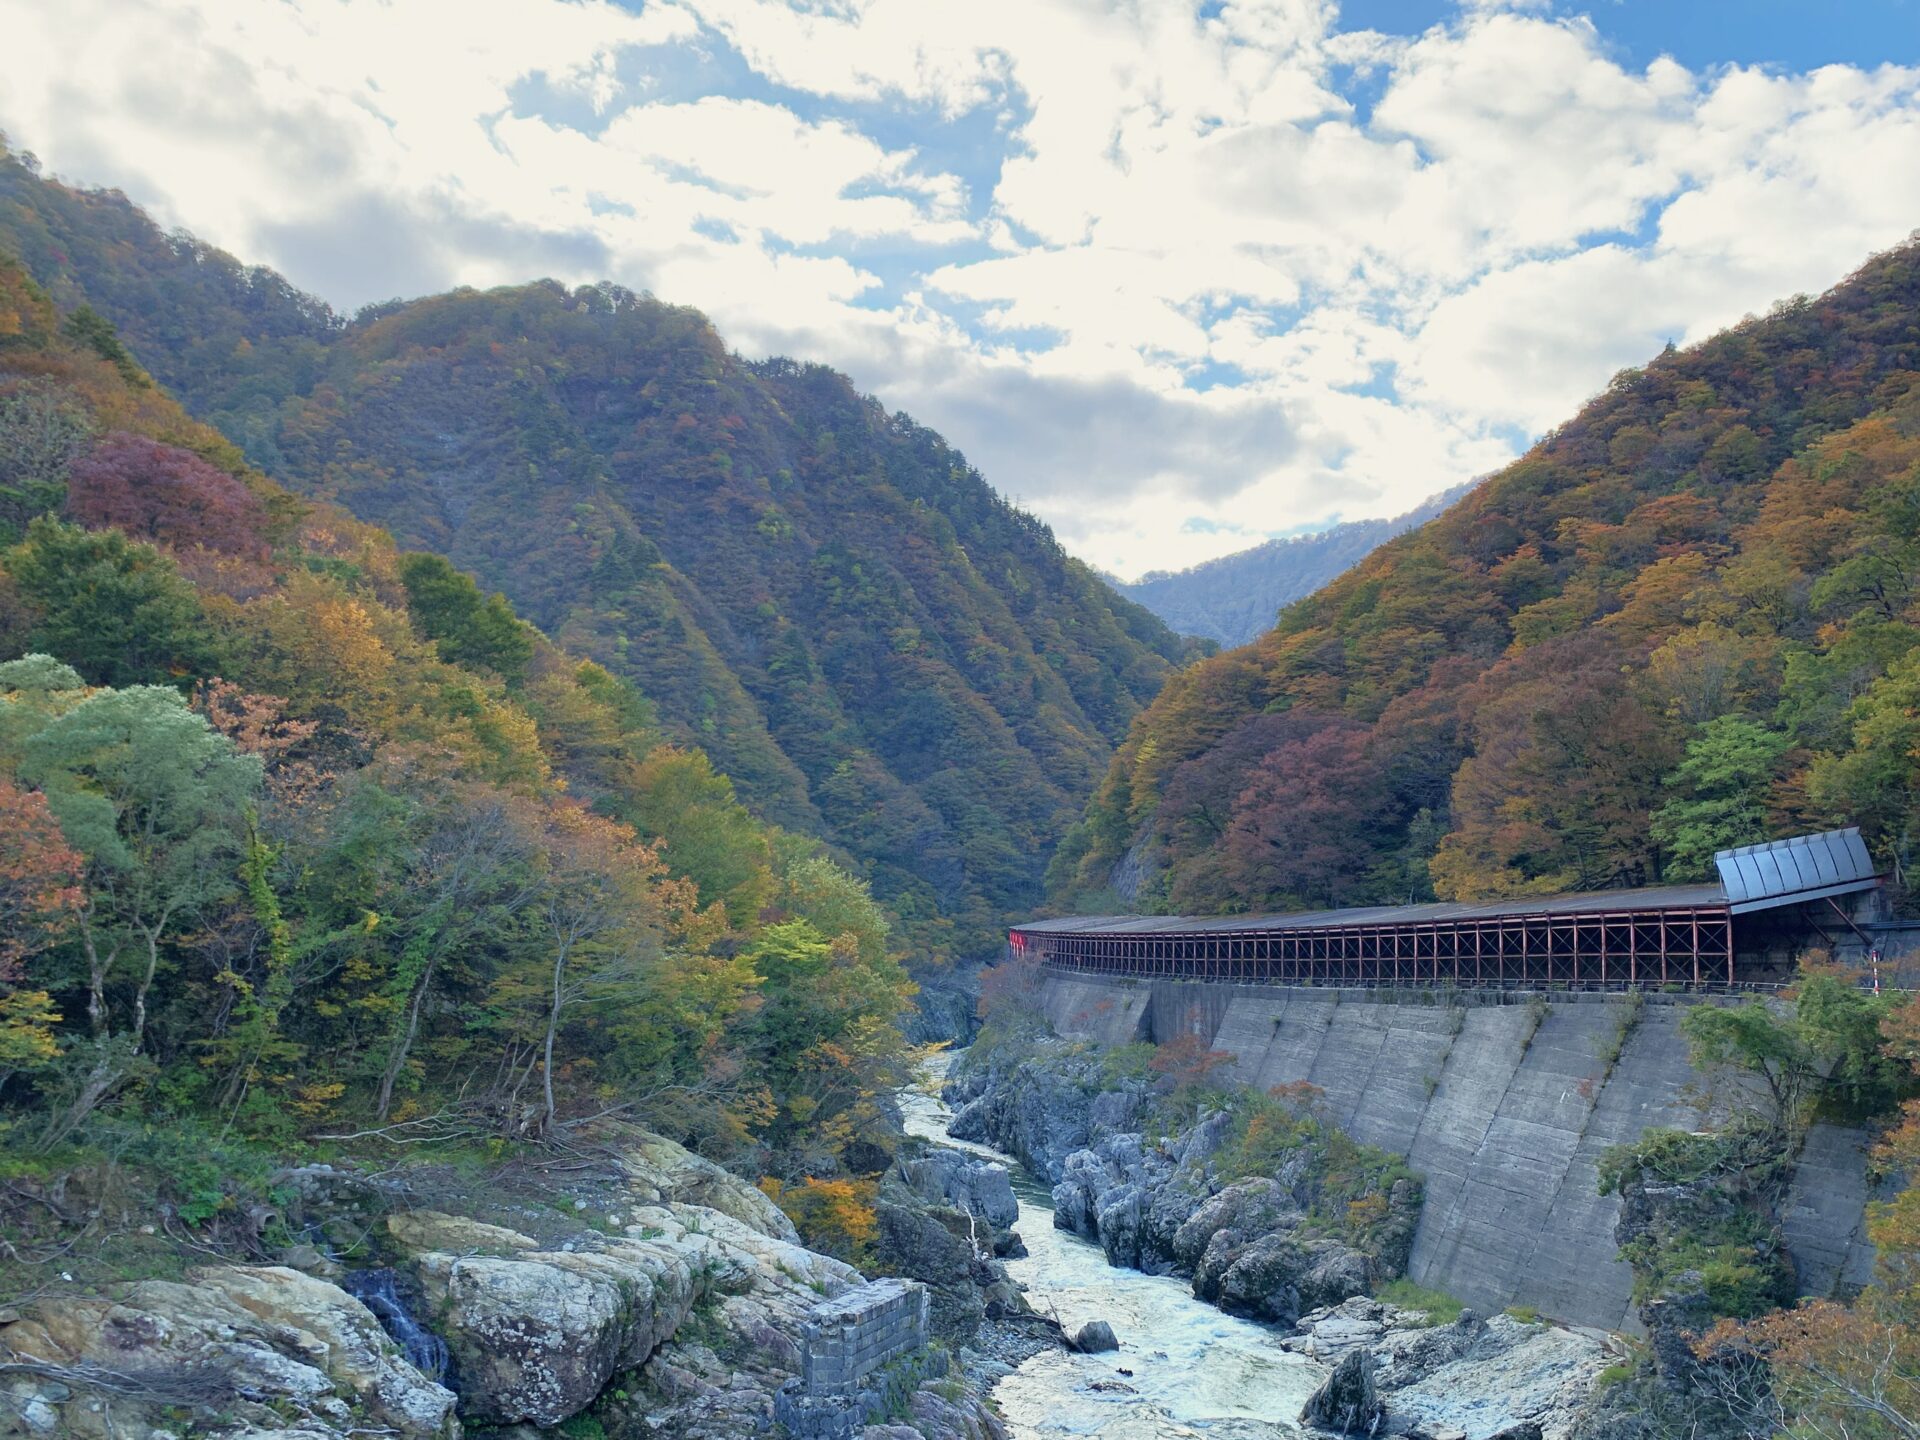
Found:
[1040,972,1878,1332]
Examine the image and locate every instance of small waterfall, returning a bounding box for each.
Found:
[342,1268,451,1383]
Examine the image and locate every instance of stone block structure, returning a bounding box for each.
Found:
[774,1278,941,1438]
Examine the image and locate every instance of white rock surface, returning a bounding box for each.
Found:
[0,1265,458,1440]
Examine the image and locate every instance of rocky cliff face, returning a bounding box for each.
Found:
[947,1041,1418,1330]
[1036,973,1881,1332]
[1287,1297,1607,1440]
[0,1127,1006,1440]
[1565,1125,1796,1440]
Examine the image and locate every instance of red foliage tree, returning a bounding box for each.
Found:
[65,431,270,559]
[1222,720,1383,909]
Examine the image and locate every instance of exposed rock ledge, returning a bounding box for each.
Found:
[949,1045,1416,1328]
[1288,1298,1609,1440]
[0,1126,1004,1440]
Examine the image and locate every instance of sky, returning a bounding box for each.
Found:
[2,1,1918,580]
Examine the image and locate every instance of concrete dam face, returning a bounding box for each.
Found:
[1037,971,1880,1332]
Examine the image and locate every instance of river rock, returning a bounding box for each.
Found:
[1050,1132,1206,1272]
[876,1200,987,1342]
[1172,1178,1290,1264]
[1302,1349,1386,1434]
[388,1196,862,1427]
[1070,1319,1120,1353]
[947,1047,1147,1182]
[387,1210,539,1255]
[602,1122,800,1242]
[897,1150,1019,1228]
[0,1265,458,1439]
[1382,1316,1604,1440]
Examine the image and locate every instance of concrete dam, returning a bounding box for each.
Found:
[1033,970,1882,1335]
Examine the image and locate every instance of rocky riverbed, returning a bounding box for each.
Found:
[935,1042,1614,1439]
[945,1041,1418,1328]
[0,1123,1007,1440]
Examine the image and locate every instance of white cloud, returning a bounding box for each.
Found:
[2,0,1918,580]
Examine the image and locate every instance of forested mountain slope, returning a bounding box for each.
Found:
[1112,484,1471,647]
[0,143,1196,962]
[0,253,915,1182]
[1052,242,1920,915]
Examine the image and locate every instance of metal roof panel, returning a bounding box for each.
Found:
[1713,827,1876,913]
[1015,830,1879,940]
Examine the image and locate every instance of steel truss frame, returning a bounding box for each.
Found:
[1009,905,1736,989]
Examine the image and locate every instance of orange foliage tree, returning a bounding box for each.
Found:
[0,775,81,1067]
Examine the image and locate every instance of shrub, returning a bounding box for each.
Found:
[762,1175,879,1267]
[1375,1277,1464,1326]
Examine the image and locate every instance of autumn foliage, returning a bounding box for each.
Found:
[0,773,81,980]
[1052,241,1920,914]
[1692,991,1920,1438]
[0,251,912,1183]
[761,1175,881,1266]
[65,430,270,559]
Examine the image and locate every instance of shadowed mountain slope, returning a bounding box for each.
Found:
[0,143,1199,960]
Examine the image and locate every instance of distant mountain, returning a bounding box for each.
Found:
[1111,485,1474,647]
[0,143,1201,962]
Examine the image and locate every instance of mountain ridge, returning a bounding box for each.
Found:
[0,143,1198,962]
[1051,240,1920,917]
[1109,482,1476,646]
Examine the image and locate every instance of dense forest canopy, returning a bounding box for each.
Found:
[0,140,1200,967]
[0,251,917,1197]
[1052,239,1920,917]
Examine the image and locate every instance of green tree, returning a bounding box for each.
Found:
[618,744,775,923]
[776,850,891,968]
[1683,1001,1816,1124]
[4,518,223,686]
[6,683,261,1050]
[514,801,666,1134]
[1808,650,1920,865]
[360,784,538,1120]
[61,304,150,388]
[1682,959,1897,1125]
[397,552,535,684]
[1650,717,1793,880]
[746,916,913,1172]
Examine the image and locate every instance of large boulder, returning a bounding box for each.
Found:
[945,1046,1147,1182]
[1049,1132,1204,1273]
[1171,1177,1374,1324]
[1170,1177,1298,1270]
[0,1265,457,1439]
[1198,1230,1373,1324]
[1382,1314,1604,1439]
[1302,1349,1385,1434]
[600,1123,800,1242]
[388,1203,858,1427]
[896,1151,1019,1228]
[876,1201,986,1343]
[1070,1319,1120,1353]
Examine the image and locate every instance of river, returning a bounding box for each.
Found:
[899,1055,1324,1439]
